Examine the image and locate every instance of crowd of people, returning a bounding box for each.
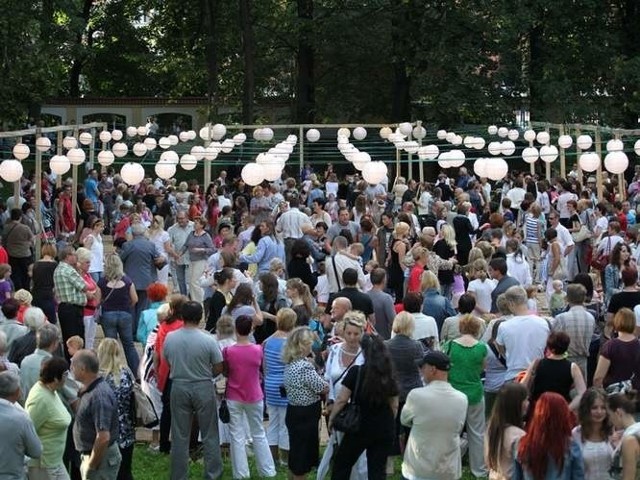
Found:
[2,160,640,480]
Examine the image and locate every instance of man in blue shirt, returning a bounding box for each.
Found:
[84,169,100,210]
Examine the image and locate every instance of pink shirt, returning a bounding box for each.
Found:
[224,344,264,403]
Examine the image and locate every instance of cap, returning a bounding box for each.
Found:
[416,351,451,371]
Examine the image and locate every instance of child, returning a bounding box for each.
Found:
[0,264,12,304]
[362,259,379,293]
[14,289,33,324]
[549,279,566,317]
[348,242,364,268]
[451,267,466,309]
[325,193,338,222]
[66,336,84,357]
[501,198,514,222]
[525,285,539,314]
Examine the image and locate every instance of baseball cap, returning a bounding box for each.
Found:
[416,351,451,371]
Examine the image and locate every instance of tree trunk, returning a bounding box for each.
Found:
[239,0,255,124]
[68,0,93,97]
[295,0,315,123]
[390,14,411,121]
[202,0,219,119]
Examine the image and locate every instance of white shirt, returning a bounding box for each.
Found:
[276,208,312,239]
[217,195,231,210]
[537,191,551,214]
[467,278,497,315]
[506,187,526,209]
[417,192,432,215]
[506,253,532,286]
[557,192,578,219]
[555,223,575,254]
[325,252,366,293]
[597,234,623,255]
[315,275,329,304]
[496,315,550,381]
[396,313,440,351]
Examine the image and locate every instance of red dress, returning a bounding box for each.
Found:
[155,320,184,391]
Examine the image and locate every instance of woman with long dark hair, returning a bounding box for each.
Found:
[329,334,399,479]
[286,277,314,326]
[484,383,528,480]
[204,268,237,332]
[514,392,584,479]
[255,272,287,344]
[608,392,640,479]
[222,283,264,327]
[287,239,317,290]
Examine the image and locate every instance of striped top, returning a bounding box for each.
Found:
[524,214,540,244]
[263,337,288,407]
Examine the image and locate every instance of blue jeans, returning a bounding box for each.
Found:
[174,264,188,296]
[101,310,140,376]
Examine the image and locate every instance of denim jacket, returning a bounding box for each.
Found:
[513,437,585,480]
[421,288,456,332]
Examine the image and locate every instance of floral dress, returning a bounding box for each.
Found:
[103,368,136,448]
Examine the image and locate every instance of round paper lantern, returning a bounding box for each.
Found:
[576,135,593,150]
[63,136,77,150]
[463,136,475,149]
[233,133,247,145]
[362,162,387,184]
[501,141,516,156]
[137,126,148,137]
[497,127,509,138]
[379,127,392,139]
[352,152,372,171]
[487,125,498,135]
[540,145,559,163]
[132,142,148,157]
[422,144,440,160]
[159,150,179,164]
[256,153,270,165]
[445,132,456,143]
[486,158,509,181]
[120,162,145,186]
[606,139,624,152]
[438,151,454,169]
[49,155,71,175]
[36,137,51,152]
[487,141,502,156]
[523,129,536,142]
[579,152,600,172]
[472,137,486,150]
[337,127,351,139]
[97,150,114,166]
[199,126,212,141]
[404,141,419,154]
[398,123,413,136]
[180,154,197,171]
[208,141,222,153]
[154,159,176,180]
[79,132,93,145]
[507,129,520,141]
[536,131,550,145]
[241,163,265,186]
[447,150,466,168]
[67,148,86,166]
[474,158,490,177]
[220,139,234,153]
[604,151,629,174]
[263,162,283,182]
[167,135,179,146]
[158,137,171,149]
[99,131,112,143]
[203,147,218,161]
[111,130,123,141]
[0,159,23,182]
[452,135,463,146]
[12,143,30,160]
[143,137,157,151]
[412,126,427,140]
[179,131,191,142]
[558,135,573,149]
[190,145,205,160]
[111,142,128,158]
[522,147,539,164]
[353,127,367,141]
[635,139,640,156]
[262,128,274,141]
[436,130,447,140]
[306,129,321,142]
[211,124,227,140]
[126,126,138,138]
[187,130,197,141]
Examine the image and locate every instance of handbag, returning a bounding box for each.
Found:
[332,366,362,434]
[94,285,115,324]
[154,255,168,270]
[130,370,159,428]
[591,237,611,271]
[552,257,567,281]
[218,397,230,424]
[571,225,592,243]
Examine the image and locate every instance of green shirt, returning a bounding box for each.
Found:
[53,261,86,306]
[25,381,72,468]
[447,341,487,405]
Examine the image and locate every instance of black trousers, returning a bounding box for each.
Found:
[118,444,134,480]
[159,378,173,453]
[331,431,392,480]
[58,302,84,360]
[9,255,32,291]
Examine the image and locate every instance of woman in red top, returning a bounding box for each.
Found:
[206,197,220,234]
[188,194,203,221]
[153,294,187,454]
[407,246,428,294]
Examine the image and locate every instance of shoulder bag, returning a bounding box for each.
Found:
[332,365,362,434]
[591,237,611,271]
[128,368,159,428]
[94,285,116,324]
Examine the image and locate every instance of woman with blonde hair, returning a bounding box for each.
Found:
[420,270,456,332]
[97,338,136,480]
[286,278,315,326]
[387,221,411,303]
[148,215,171,285]
[407,246,428,294]
[467,259,496,317]
[76,247,101,350]
[434,224,457,299]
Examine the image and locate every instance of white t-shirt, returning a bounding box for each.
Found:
[506,188,526,209]
[597,234,623,255]
[555,223,575,254]
[467,278,497,314]
[595,216,609,238]
[315,274,329,304]
[496,315,550,381]
[392,313,439,350]
[506,253,532,286]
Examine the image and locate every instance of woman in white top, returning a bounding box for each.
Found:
[467,259,497,317]
[594,203,610,241]
[325,172,339,199]
[505,239,532,287]
[608,392,640,479]
[83,217,104,282]
[147,215,171,286]
[392,177,409,211]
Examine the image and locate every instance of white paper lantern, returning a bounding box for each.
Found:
[606,139,624,152]
[158,137,171,149]
[241,163,265,186]
[306,129,321,142]
[99,131,112,143]
[579,152,600,172]
[536,131,550,145]
[199,126,212,141]
[111,130,123,141]
[472,137,486,150]
[126,126,137,138]
[523,129,536,142]
[418,144,439,160]
[233,133,247,145]
[67,148,86,166]
[49,155,71,175]
[179,131,191,142]
[79,132,93,145]
[436,130,447,140]
[486,158,509,181]
[337,127,350,139]
[167,135,179,146]
[154,159,176,180]
[208,141,222,153]
[12,143,30,160]
[404,141,420,154]
[604,151,629,174]
[159,150,179,164]
[447,150,466,168]
[540,145,559,163]
[412,126,427,140]
[635,139,640,156]
[497,127,509,138]
[352,152,372,171]
[397,122,412,136]
[36,137,51,152]
[507,129,520,141]
[143,137,157,151]
[211,124,227,140]
[220,139,234,153]
[576,135,593,150]
[362,161,387,184]
[111,142,128,158]
[445,132,456,143]
[63,136,77,150]
[379,127,392,139]
[190,146,205,160]
[487,141,502,156]
[463,137,475,149]
[353,127,367,141]
[474,158,490,177]
[262,128,274,141]
[0,159,23,182]
[286,134,297,145]
[438,152,454,169]
[179,154,197,171]
[263,162,283,182]
[487,125,498,135]
[452,135,463,146]
[203,147,218,161]
[97,150,115,166]
[522,147,539,164]
[558,135,573,149]
[120,162,145,186]
[137,126,148,137]
[187,130,197,141]
[501,141,516,156]
[132,142,148,157]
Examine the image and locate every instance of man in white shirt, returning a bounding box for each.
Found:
[548,212,575,258]
[495,286,550,382]
[276,196,312,265]
[596,221,624,256]
[325,236,366,294]
[167,212,194,296]
[401,351,468,480]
